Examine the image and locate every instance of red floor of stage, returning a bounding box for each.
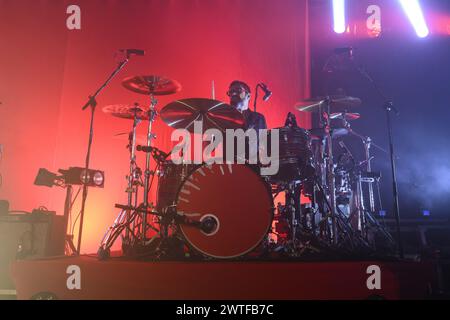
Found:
[10,255,436,300]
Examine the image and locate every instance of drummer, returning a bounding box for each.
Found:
[225,80,270,167]
[227,80,267,131]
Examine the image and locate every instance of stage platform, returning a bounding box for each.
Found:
[10,255,437,300]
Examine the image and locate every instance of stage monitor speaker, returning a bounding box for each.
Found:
[0,210,65,291]
[0,200,9,215]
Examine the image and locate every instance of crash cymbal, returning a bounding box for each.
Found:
[160,98,245,133]
[309,127,349,140]
[122,75,182,95]
[102,104,150,120]
[295,95,362,113]
[330,112,360,121]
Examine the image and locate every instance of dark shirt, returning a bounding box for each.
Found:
[242,109,267,131]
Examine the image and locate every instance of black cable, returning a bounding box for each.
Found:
[70,187,82,210]
[71,210,81,236]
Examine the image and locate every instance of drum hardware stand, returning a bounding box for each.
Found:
[98,204,161,259]
[313,174,370,251]
[280,180,304,255]
[320,99,339,245]
[78,55,132,255]
[123,104,144,245]
[356,65,404,258]
[344,118,394,246]
[363,137,376,213]
[98,97,160,259]
[354,171,369,240]
[141,94,158,244]
[346,125,388,210]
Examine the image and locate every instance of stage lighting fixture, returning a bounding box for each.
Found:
[422,209,430,217]
[58,167,105,188]
[333,0,346,34]
[399,0,429,38]
[34,168,61,187]
[92,171,105,187]
[379,210,387,217]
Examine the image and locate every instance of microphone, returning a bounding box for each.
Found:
[200,217,218,234]
[120,49,145,57]
[259,83,272,102]
[136,145,169,161]
[136,145,151,152]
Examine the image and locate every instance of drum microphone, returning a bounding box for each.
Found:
[258,83,272,102]
[136,145,169,161]
[200,217,217,234]
[120,49,145,57]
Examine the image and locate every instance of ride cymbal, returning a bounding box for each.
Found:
[160,98,245,133]
[295,95,362,113]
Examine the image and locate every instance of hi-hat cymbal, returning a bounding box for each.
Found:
[102,104,150,120]
[330,112,360,121]
[295,95,362,113]
[309,127,349,140]
[160,98,245,133]
[122,75,182,95]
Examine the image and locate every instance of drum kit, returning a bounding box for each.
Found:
[97,75,396,261]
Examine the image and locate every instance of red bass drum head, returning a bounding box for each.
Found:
[177,164,273,259]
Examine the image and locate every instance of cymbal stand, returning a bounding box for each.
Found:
[363,137,376,213]
[346,126,379,213]
[354,170,368,239]
[321,100,339,245]
[98,108,145,259]
[123,105,143,244]
[141,94,158,244]
[286,180,302,247]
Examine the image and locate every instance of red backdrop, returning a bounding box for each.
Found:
[0,0,310,253]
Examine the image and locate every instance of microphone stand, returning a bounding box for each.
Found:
[253,84,260,112]
[356,65,404,259]
[76,56,130,255]
[253,83,271,112]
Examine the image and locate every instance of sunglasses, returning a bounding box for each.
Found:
[227,87,247,97]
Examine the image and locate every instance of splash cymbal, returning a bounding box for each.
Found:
[122,75,182,95]
[102,104,150,120]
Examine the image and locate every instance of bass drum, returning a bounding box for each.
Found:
[176,164,273,259]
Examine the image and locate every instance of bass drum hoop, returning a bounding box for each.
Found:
[175,163,274,259]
